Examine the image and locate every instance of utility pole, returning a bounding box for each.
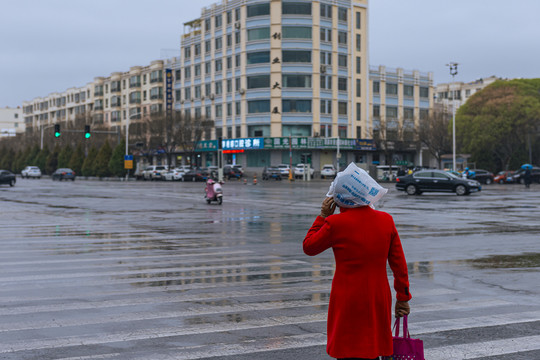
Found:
[446,62,458,171]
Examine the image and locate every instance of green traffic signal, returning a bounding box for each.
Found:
[54,124,61,138]
[84,125,91,139]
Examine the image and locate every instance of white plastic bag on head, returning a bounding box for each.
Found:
[326,162,387,208]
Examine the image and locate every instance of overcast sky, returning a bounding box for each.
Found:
[1,0,539,108]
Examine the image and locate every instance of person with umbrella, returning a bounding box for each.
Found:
[522,164,533,188]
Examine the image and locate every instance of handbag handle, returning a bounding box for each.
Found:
[393,315,410,338]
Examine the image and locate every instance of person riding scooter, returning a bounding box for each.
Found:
[204,178,223,204]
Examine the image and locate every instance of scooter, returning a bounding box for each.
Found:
[204,179,223,205]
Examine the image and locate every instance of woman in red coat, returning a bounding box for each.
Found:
[304,197,411,360]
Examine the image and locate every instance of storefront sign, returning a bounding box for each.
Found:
[222,138,264,150]
[195,140,218,152]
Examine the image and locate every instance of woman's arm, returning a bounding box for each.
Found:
[303,198,336,256]
[388,221,412,302]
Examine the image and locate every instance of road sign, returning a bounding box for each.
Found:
[124,155,133,169]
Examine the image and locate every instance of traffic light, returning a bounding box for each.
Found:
[84,125,91,139]
[54,124,61,138]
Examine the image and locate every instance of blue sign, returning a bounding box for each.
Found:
[165,69,173,115]
[222,138,264,150]
[124,155,133,161]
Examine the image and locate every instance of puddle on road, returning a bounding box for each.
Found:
[466,252,540,269]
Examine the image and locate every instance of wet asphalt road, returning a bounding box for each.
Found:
[0,177,539,359]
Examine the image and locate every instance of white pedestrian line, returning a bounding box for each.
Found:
[425,335,540,359]
[2,310,540,355]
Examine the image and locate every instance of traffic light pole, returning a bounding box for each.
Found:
[40,124,56,150]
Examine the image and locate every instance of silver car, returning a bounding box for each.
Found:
[21,166,42,179]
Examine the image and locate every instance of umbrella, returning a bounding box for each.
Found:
[521,164,533,170]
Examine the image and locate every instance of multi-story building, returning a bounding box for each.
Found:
[435,75,500,112]
[0,106,24,137]
[177,0,369,170]
[22,60,168,135]
[369,65,434,166]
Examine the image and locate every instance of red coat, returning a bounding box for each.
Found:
[303,206,411,359]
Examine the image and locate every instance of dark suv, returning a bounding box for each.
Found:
[467,169,494,185]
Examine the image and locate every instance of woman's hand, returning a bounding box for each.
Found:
[320,197,337,218]
[395,301,410,318]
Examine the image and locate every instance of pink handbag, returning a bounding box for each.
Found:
[382,315,424,360]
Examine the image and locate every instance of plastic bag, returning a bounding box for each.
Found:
[326,162,387,208]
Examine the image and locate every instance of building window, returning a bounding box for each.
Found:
[356,79,361,97]
[129,76,140,88]
[282,26,312,39]
[356,34,361,51]
[227,56,232,69]
[283,50,311,62]
[373,105,380,118]
[235,54,241,67]
[205,84,211,96]
[184,46,191,58]
[247,27,270,41]
[338,77,347,91]
[420,86,429,98]
[320,51,332,65]
[321,124,332,137]
[404,107,414,120]
[235,8,240,21]
[356,11,361,29]
[195,107,201,119]
[338,7,347,22]
[194,85,201,99]
[150,87,163,100]
[205,18,211,31]
[373,81,380,94]
[175,89,181,101]
[205,40,211,52]
[215,37,222,50]
[205,62,211,74]
[320,28,332,42]
[247,51,270,64]
[356,103,361,121]
[129,91,141,104]
[338,102,347,115]
[235,31,241,44]
[338,54,347,67]
[227,126,233,138]
[227,34,232,47]
[226,10,232,24]
[185,88,191,100]
[386,106,398,118]
[248,100,270,113]
[320,75,332,90]
[215,59,223,71]
[404,85,414,97]
[215,81,222,95]
[338,126,347,138]
[235,101,241,115]
[235,77,241,91]
[386,83,398,96]
[194,64,201,77]
[282,2,311,15]
[356,57,361,74]
[320,99,332,114]
[420,109,429,120]
[175,70,181,81]
[227,79,232,93]
[247,75,270,89]
[282,99,311,113]
[236,125,241,137]
[338,31,347,45]
[282,74,311,88]
[194,43,201,56]
[227,103,232,116]
[215,14,222,28]
[247,3,270,17]
[320,4,332,18]
[216,104,222,117]
[185,66,191,78]
[205,105,211,117]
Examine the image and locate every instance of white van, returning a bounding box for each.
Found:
[376,165,398,181]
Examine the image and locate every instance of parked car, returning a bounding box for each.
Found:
[0,170,16,186]
[277,164,291,178]
[294,163,315,179]
[396,170,481,196]
[467,169,494,184]
[320,164,337,179]
[513,167,540,184]
[182,168,209,182]
[262,166,282,180]
[232,165,244,175]
[163,167,186,181]
[494,170,516,184]
[224,165,243,180]
[52,168,76,181]
[142,165,168,181]
[21,166,42,179]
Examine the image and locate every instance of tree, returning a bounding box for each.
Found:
[131,111,214,167]
[69,144,85,175]
[93,140,112,178]
[370,117,415,174]
[416,104,452,167]
[57,144,73,168]
[25,144,41,166]
[0,147,15,171]
[456,79,540,171]
[109,139,126,177]
[35,146,50,174]
[46,145,60,174]
[82,145,98,177]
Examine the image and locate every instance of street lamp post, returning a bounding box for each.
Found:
[446,62,458,171]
